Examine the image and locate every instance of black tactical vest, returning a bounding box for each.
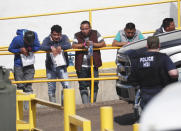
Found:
[129,52,171,89]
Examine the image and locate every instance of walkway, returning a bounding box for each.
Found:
[24,100,135,131]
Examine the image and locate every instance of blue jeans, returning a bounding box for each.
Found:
[46,66,70,97]
[140,88,162,109]
[76,67,99,104]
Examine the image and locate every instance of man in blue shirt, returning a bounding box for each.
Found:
[8,29,40,93]
[41,25,71,103]
[112,22,144,47]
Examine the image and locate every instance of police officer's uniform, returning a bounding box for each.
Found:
[129,51,176,109]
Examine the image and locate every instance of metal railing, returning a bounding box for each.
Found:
[16,90,38,131]
[0,47,119,103]
[16,88,114,131]
[0,0,180,41]
[0,0,180,103]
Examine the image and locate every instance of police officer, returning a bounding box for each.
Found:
[130,36,178,109]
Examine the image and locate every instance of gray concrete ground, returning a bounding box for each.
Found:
[23,68,181,130]
[24,100,135,131]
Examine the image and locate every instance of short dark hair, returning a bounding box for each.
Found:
[51,25,62,33]
[80,20,91,27]
[125,22,135,30]
[147,36,160,49]
[162,18,174,29]
[24,31,35,44]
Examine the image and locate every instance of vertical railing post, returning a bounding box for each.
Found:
[89,9,95,104]
[100,106,114,131]
[178,0,181,29]
[133,123,139,131]
[89,10,92,27]
[90,55,95,104]
[70,124,77,131]
[83,121,91,131]
[29,94,36,130]
[64,88,76,131]
[16,90,24,121]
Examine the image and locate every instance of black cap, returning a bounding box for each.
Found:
[24,31,35,44]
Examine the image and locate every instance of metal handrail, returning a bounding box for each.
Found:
[1,0,180,104]
[12,77,119,84]
[0,46,121,55]
[0,30,155,50]
[0,0,177,20]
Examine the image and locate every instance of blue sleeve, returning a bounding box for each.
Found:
[8,37,22,53]
[114,31,121,42]
[41,37,52,51]
[164,55,176,71]
[32,32,40,52]
[61,35,71,50]
[138,33,144,40]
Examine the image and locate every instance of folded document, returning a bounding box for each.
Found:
[20,52,35,67]
[50,51,67,67]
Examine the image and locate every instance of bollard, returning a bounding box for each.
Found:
[133,123,139,131]
[64,88,76,131]
[100,106,114,131]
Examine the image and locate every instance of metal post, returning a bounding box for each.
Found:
[89,10,92,27]
[83,121,91,131]
[29,94,36,130]
[90,56,95,103]
[16,91,24,121]
[89,9,95,104]
[100,106,114,131]
[16,90,24,131]
[133,123,139,131]
[64,88,76,131]
[16,101,23,121]
[178,0,181,29]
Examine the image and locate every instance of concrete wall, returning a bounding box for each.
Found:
[0,0,180,70]
[1,0,180,103]
[32,68,118,105]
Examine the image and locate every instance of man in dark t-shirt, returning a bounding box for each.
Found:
[129,36,178,109]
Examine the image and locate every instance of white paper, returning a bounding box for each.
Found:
[20,52,35,67]
[50,51,67,67]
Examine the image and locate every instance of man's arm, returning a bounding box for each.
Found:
[112,40,128,47]
[72,43,84,49]
[60,35,71,50]
[112,31,128,47]
[93,40,106,48]
[165,55,179,79]
[92,31,106,48]
[72,35,85,49]
[168,69,178,79]
[8,37,21,53]
[41,37,52,51]
[8,37,29,56]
